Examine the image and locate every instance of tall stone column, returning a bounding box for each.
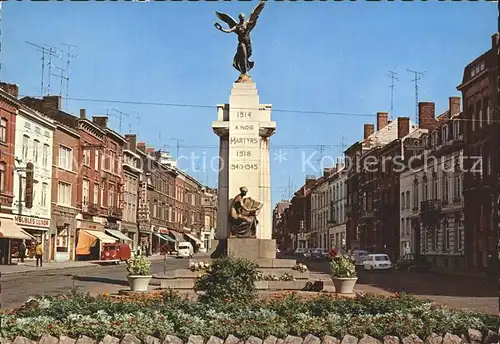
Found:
[212,80,276,241]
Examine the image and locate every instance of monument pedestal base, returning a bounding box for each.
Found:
[208,238,276,259]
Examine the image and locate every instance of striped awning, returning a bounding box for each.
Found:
[168,230,184,242]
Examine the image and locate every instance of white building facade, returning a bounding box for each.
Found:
[310,174,329,249]
[328,165,347,249]
[12,107,55,262]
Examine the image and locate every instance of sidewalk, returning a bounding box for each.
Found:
[0,254,166,276]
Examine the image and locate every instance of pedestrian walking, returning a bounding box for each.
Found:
[19,241,26,263]
[35,241,43,267]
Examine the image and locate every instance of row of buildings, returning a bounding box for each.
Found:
[0,83,217,265]
[273,33,499,273]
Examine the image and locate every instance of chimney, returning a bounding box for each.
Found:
[80,109,86,119]
[492,33,499,50]
[363,124,374,139]
[323,168,331,177]
[137,142,146,153]
[376,112,389,131]
[125,134,137,152]
[92,116,108,128]
[418,102,437,131]
[449,97,461,117]
[336,158,343,171]
[146,147,155,157]
[42,95,61,113]
[0,82,19,98]
[397,117,410,139]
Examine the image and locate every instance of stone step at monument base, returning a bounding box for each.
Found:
[189,258,297,269]
[158,268,310,280]
[159,278,330,291]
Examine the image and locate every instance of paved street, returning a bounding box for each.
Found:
[0,257,497,314]
[302,259,498,315]
[0,257,189,310]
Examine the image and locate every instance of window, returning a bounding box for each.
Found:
[58,146,72,170]
[100,183,105,207]
[41,183,48,208]
[22,135,29,161]
[413,179,419,209]
[423,177,428,201]
[405,191,410,209]
[58,182,72,206]
[406,218,411,237]
[42,144,49,169]
[83,150,90,166]
[110,151,116,173]
[94,183,99,206]
[442,126,448,143]
[401,218,405,236]
[455,218,462,252]
[453,120,460,138]
[401,192,405,210]
[94,150,99,169]
[0,118,7,142]
[432,175,438,199]
[454,173,461,200]
[443,173,449,202]
[33,180,38,206]
[444,221,450,251]
[0,162,5,193]
[486,100,491,124]
[82,179,90,204]
[33,140,39,164]
[108,184,115,207]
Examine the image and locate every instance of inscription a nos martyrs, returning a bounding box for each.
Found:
[233,124,254,130]
[230,137,259,145]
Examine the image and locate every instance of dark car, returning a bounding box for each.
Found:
[304,248,323,260]
[395,253,430,272]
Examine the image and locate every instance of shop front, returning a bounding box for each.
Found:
[51,209,77,262]
[14,215,50,263]
[167,230,184,250]
[75,219,115,260]
[121,221,138,252]
[0,216,34,265]
[184,232,203,253]
[138,223,152,256]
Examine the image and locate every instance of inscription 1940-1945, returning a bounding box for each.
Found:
[230,163,258,170]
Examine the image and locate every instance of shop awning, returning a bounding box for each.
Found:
[154,232,175,243]
[105,229,133,242]
[83,230,117,244]
[184,232,202,245]
[168,230,184,242]
[0,219,34,240]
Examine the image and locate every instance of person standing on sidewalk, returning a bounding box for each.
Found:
[35,241,43,267]
[19,241,26,263]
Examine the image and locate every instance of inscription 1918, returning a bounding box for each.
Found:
[236,150,251,157]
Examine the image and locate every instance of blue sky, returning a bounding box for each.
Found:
[1,1,497,206]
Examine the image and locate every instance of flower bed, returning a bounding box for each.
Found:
[0,291,497,341]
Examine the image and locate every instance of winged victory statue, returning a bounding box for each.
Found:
[214,1,266,82]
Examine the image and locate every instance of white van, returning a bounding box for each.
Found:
[176,241,194,258]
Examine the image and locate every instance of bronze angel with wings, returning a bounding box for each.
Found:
[214,1,266,77]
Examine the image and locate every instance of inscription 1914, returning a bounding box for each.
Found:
[236,111,252,118]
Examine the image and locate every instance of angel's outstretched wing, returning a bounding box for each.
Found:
[215,11,238,28]
[247,1,265,30]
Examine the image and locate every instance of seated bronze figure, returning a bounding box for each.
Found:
[228,186,263,238]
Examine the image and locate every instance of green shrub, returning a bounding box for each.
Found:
[194,255,258,304]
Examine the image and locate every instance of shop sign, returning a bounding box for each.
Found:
[15,215,50,228]
[77,220,104,232]
[106,222,120,231]
[158,227,169,234]
[118,173,125,210]
[137,181,150,223]
[139,223,151,233]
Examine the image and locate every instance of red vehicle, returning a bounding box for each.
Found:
[100,243,131,264]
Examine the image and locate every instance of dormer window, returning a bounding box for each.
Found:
[453,120,460,138]
[442,126,448,143]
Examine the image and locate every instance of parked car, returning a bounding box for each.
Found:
[363,254,393,271]
[176,241,194,259]
[328,247,347,260]
[395,253,430,272]
[294,247,307,256]
[304,248,323,260]
[320,248,329,259]
[100,243,132,264]
[350,250,370,266]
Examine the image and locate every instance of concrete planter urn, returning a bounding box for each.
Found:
[126,254,152,292]
[127,275,152,292]
[331,277,358,294]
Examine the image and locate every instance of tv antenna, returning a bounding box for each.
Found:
[51,66,68,98]
[25,41,62,96]
[109,108,130,134]
[59,43,78,102]
[407,69,425,125]
[168,138,185,159]
[388,70,399,119]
